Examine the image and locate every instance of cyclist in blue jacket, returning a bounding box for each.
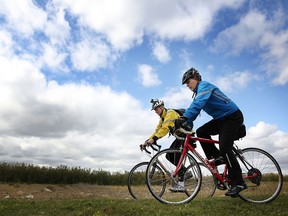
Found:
[178,67,247,197]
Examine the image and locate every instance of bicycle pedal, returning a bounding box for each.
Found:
[217,183,226,190]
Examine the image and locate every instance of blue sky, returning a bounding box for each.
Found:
[0,0,287,174]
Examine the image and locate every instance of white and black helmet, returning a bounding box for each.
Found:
[150,99,164,110]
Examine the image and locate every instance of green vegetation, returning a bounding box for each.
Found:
[1,162,287,185]
[0,162,128,185]
[0,195,287,216]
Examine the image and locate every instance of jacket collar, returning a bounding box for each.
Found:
[160,108,167,119]
[193,81,201,95]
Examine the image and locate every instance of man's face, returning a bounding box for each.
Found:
[154,106,163,116]
[186,78,198,91]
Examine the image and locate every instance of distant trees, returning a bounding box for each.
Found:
[1,162,286,185]
[0,162,128,185]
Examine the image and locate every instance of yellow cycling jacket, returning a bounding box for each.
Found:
[149,109,180,141]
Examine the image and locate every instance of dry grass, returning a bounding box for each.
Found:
[0,183,131,200]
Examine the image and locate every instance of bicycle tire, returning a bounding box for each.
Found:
[236,147,283,203]
[127,161,165,199]
[146,148,202,204]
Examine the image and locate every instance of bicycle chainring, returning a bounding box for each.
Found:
[247,168,262,186]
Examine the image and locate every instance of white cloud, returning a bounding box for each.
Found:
[0,29,13,57]
[70,36,114,71]
[210,11,272,55]
[211,9,288,85]
[40,43,68,70]
[214,71,257,92]
[163,86,192,108]
[240,121,288,174]
[145,0,244,41]
[0,0,47,37]
[0,55,159,171]
[137,64,162,87]
[259,31,288,85]
[44,2,71,45]
[58,0,244,50]
[61,0,145,51]
[152,41,170,63]
[0,0,246,74]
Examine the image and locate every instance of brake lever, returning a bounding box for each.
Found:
[144,146,151,154]
[151,143,161,151]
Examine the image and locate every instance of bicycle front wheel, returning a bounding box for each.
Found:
[127,161,165,199]
[197,163,217,198]
[146,148,202,204]
[236,147,283,203]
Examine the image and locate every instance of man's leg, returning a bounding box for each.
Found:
[218,111,246,196]
[166,139,183,165]
[196,120,221,160]
[166,139,185,179]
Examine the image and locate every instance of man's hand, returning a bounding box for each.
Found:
[172,117,193,136]
[174,117,186,130]
[180,121,193,133]
[146,138,154,145]
[139,143,146,151]
[140,138,154,151]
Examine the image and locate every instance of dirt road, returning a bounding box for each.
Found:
[0,183,131,200]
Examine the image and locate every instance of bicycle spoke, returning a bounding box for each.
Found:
[146,148,202,204]
[127,162,152,199]
[236,148,283,203]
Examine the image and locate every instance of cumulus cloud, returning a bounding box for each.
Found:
[0,0,247,76]
[40,43,68,71]
[162,86,192,108]
[210,11,272,55]
[0,55,158,171]
[60,0,244,49]
[60,0,145,51]
[144,0,244,41]
[137,64,162,87]
[70,35,115,71]
[152,41,170,63]
[259,30,288,85]
[210,9,288,85]
[240,121,288,174]
[214,70,258,92]
[43,2,70,45]
[0,30,13,57]
[0,0,47,37]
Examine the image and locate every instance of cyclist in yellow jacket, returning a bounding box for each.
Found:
[143,99,190,192]
[146,99,180,144]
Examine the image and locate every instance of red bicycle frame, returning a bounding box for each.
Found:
[173,133,229,186]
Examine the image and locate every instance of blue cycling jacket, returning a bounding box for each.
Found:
[184,81,239,124]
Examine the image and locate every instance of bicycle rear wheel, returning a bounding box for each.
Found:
[146,148,202,204]
[236,147,283,203]
[127,162,165,199]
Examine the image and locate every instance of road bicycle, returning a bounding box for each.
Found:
[127,142,216,199]
[145,127,283,204]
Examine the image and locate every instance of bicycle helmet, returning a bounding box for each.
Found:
[150,99,164,110]
[181,67,202,84]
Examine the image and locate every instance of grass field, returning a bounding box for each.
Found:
[0,183,287,216]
